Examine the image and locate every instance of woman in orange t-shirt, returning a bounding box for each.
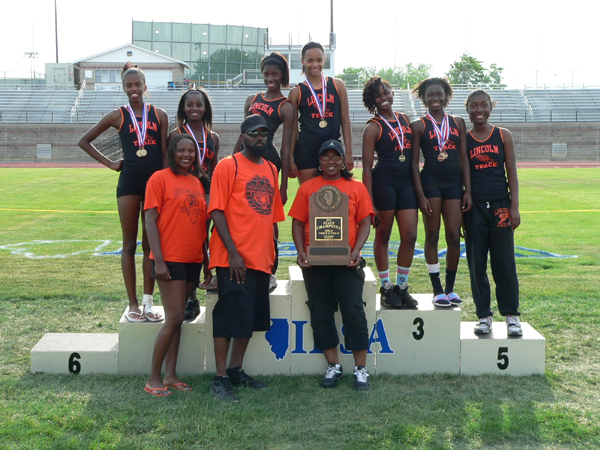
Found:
[143,134,207,396]
[289,139,373,390]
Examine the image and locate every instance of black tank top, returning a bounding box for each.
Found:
[297,77,342,149]
[467,126,509,201]
[248,93,288,151]
[118,104,162,177]
[419,114,461,179]
[177,126,216,174]
[367,112,413,177]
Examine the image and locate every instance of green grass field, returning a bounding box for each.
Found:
[1,167,599,449]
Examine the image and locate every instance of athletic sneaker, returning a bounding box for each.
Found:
[446,292,463,307]
[432,293,451,307]
[320,363,343,388]
[354,366,370,390]
[269,274,278,293]
[506,315,523,336]
[395,285,418,307]
[210,377,239,402]
[227,368,267,390]
[474,316,493,335]
[184,298,200,320]
[380,285,403,309]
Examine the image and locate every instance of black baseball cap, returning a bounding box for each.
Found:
[318,139,345,157]
[240,115,271,134]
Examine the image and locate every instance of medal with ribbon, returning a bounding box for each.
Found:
[379,112,406,162]
[125,103,148,157]
[184,123,207,168]
[306,75,328,128]
[427,112,449,162]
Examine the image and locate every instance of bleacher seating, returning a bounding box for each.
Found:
[3,86,600,124]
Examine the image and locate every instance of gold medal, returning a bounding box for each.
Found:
[319,119,328,128]
[399,154,406,163]
[137,147,147,158]
[437,152,445,162]
[442,151,448,160]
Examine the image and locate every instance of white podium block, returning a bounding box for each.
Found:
[118,306,206,375]
[204,279,292,375]
[31,333,118,375]
[289,265,377,375]
[460,322,545,375]
[374,294,461,375]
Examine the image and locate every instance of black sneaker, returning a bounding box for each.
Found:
[320,363,343,388]
[227,368,267,390]
[184,298,200,320]
[380,285,403,309]
[395,285,418,308]
[210,376,239,402]
[354,366,370,390]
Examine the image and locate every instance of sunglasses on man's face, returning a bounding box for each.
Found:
[246,131,269,138]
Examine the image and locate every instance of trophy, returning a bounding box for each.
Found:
[306,185,351,265]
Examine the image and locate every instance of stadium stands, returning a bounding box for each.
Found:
[2,86,600,125]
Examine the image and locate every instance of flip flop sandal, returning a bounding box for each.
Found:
[143,300,164,322]
[126,308,146,323]
[165,382,192,391]
[144,386,172,397]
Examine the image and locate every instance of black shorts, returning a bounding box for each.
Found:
[117,172,152,199]
[151,260,202,282]
[421,171,463,200]
[372,172,417,211]
[200,175,211,195]
[293,141,319,171]
[212,267,271,338]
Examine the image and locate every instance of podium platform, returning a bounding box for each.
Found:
[374,294,461,375]
[460,321,545,375]
[30,269,546,377]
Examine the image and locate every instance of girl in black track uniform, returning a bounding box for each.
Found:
[411,78,471,308]
[362,76,418,309]
[464,89,522,337]
[79,62,168,323]
[288,42,353,184]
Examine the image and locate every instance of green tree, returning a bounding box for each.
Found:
[336,63,431,89]
[446,53,505,87]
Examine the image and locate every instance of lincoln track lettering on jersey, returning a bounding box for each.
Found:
[307,93,335,108]
[249,103,275,116]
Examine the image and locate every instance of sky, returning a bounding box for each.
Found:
[0,0,594,89]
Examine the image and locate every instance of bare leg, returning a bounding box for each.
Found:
[353,349,367,367]
[422,197,442,265]
[442,199,463,271]
[146,279,186,389]
[396,209,418,268]
[298,168,319,184]
[214,337,231,377]
[140,206,155,297]
[228,337,251,369]
[323,347,339,365]
[117,195,142,316]
[373,209,396,273]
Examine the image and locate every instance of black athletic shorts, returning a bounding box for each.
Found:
[421,171,463,200]
[116,171,152,199]
[151,260,202,282]
[212,267,271,338]
[372,172,417,211]
[293,142,319,171]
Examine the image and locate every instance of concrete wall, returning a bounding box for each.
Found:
[1,122,599,163]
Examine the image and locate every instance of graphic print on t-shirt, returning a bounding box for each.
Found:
[246,175,274,216]
[173,187,202,224]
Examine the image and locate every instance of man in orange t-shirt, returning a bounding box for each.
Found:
[208,115,285,402]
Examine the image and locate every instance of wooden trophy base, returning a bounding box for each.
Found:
[306,245,351,266]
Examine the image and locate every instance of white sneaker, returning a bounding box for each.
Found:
[353,366,370,390]
[474,316,493,335]
[269,274,277,293]
[506,315,523,336]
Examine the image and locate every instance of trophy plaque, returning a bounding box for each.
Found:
[306,185,351,265]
